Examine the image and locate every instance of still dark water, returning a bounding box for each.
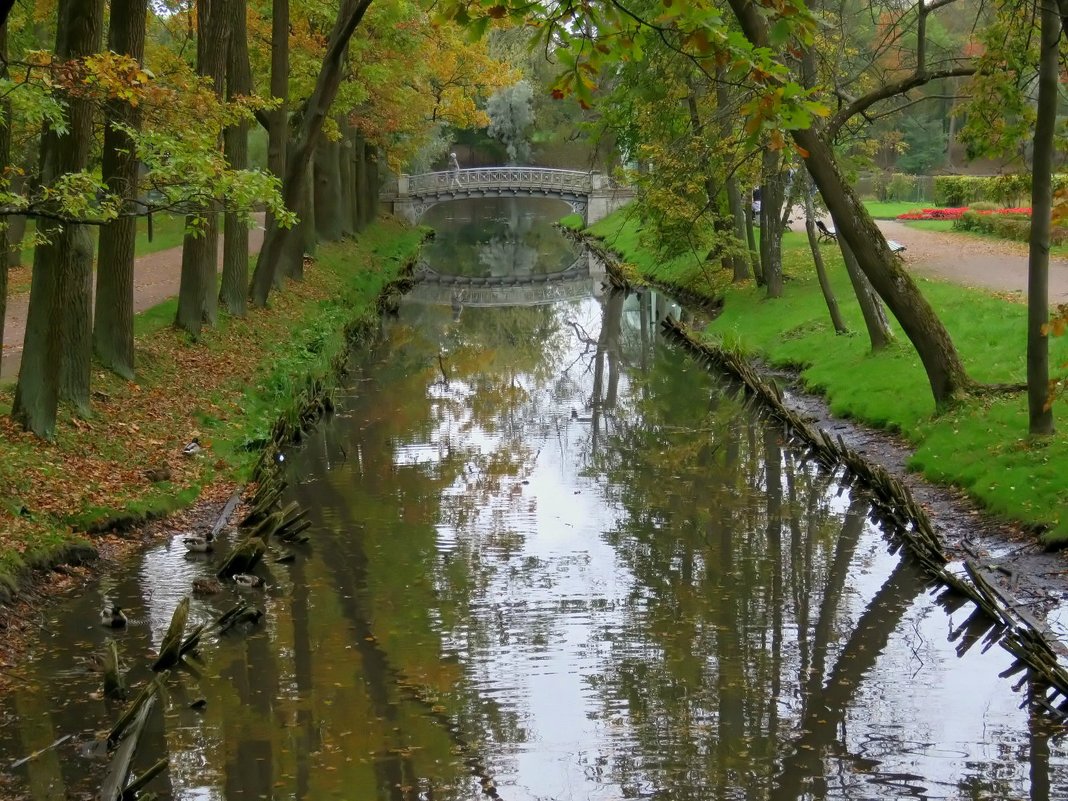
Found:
[1,197,1066,800]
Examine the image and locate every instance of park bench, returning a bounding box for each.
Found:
[816,219,906,256]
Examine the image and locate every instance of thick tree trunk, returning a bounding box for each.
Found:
[313,131,344,242]
[12,0,103,437]
[0,23,8,362]
[837,235,893,350]
[221,0,250,317]
[175,0,231,336]
[93,0,147,379]
[803,192,847,334]
[1027,0,1058,435]
[5,210,25,268]
[250,0,374,306]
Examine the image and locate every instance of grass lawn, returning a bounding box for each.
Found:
[862,200,934,219]
[585,207,1068,544]
[0,218,424,597]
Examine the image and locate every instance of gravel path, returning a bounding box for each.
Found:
[874,219,1068,303]
[0,222,265,381]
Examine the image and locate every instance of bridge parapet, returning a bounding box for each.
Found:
[405,167,594,195]
[386,166,632,224]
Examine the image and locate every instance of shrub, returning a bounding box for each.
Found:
[886,173,919,202]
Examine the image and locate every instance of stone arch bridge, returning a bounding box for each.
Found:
[383,167,634,224]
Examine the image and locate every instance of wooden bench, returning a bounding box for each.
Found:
[815,220,837,243]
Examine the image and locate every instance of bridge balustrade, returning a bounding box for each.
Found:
[406,167,595,195]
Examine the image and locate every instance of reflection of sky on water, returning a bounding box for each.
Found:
[421,196,579,277]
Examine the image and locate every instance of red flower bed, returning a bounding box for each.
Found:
[896,206,1032,220]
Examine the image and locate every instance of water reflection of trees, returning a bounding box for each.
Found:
[573,287,1060,799]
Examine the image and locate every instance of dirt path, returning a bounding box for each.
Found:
[0,222,265,381]
[874,219,1068,303]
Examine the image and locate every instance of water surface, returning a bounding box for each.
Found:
[1,197,1065,800]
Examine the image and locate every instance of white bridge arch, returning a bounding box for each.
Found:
[384,167,633,224]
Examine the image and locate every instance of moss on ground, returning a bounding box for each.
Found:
[0,219,425,599]
[584,207,1068,544]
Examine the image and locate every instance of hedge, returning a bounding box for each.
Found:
[933,174,1068,207]
[954,210,1068,246]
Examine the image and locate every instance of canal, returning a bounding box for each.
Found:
[0,197,1065,800]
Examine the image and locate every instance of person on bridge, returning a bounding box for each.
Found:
[449,152,462,188]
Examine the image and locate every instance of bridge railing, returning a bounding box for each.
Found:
[402,167,597,196]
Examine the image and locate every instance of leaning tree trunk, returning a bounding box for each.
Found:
[803,190,847,334]
[725,0,971,408]
[93,0,147,379]
[798,129,970,405]
[220,0,250,317]
[837,231,893,350]
[175,0,231,337]
[1027,0,1058,435]
[12,0,103,437]
[250,0,374,307]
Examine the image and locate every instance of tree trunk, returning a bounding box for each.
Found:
[759,151,785,298]
[803,191,847,334]
[313,131,344,242]
[725,0,971,407]
[250,0,374,307]
[353,131,369,232]
[12,0,103,437]
[366,145,380,222]
[837,234,893,350]
[1027,0,1058,435]
[745,204,762,285]
[175,0,231,336]
[0,22,8,363]
[800,130,969,404]
[725,178,749,282]
[338,122,354,237]
[220,0,250,317]
[93,0,147,379]
[263,0,288,252]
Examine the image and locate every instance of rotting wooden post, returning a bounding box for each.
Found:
[101,639,125,700]
[101,691,158,801]
[151,598,189,673]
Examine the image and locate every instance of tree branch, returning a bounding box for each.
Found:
[827,66,975,138]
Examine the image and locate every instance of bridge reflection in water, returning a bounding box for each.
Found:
[408,254,605,308]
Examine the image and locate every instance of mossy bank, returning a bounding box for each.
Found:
[0,219,426,602]
[570,208,1068,545]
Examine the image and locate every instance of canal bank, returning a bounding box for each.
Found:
[567,209,1068,548]
[0,220,426,611]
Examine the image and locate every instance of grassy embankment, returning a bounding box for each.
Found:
[0,219,425,599]
[568,208,1068,544]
